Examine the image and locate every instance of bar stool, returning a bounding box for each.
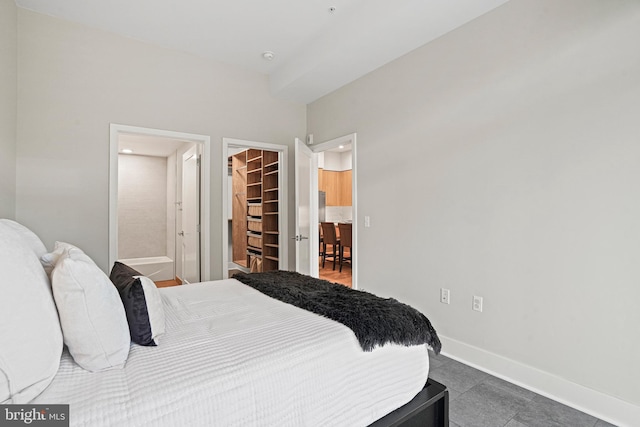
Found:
[338,223,352,272]
[320,222,340,270]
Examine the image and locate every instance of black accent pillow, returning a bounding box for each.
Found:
[109,262,164,346]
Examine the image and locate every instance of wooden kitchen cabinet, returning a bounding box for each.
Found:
[340,169,352,206]
[319,168,351,206]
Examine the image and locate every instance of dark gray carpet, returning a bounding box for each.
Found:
[428,352,618,427]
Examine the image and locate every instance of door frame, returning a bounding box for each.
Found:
[221,138,289,278]
[310,133,358,288]
[109,124,211,281]
[180,145,201,284]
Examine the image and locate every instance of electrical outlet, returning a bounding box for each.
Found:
[473,296,483,312]
[440,288,450,304]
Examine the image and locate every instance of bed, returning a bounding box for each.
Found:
[0,219,448,426]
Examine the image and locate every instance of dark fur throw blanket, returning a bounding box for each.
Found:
[233,271,441,354]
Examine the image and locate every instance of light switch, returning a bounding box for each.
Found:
[364,216,371,227]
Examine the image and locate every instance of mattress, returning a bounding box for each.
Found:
[33,279,430,426]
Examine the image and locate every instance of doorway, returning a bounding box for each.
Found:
[301,134,358,288]
[109,124,211,283]
[221,138,289,279]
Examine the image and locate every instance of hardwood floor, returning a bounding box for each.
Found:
[319,257,352,288]
[154,278,182,288]
[228,269,244,278]
[154,267,351,289]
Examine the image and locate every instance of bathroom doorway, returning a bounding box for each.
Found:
[109,124,211,284]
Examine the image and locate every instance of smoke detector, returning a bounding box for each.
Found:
[262,51,275,61]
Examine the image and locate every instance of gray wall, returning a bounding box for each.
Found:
[118,154,167,259]
[309,0,640,412]
[15,9,306,273]
[0,0,17,219]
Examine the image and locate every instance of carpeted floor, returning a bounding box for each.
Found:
[428,352,617,427]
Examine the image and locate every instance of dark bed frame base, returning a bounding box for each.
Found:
[369,379,449,427]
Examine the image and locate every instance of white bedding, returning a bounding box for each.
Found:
[34,279,429,426]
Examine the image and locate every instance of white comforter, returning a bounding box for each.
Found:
[34,279,429,426]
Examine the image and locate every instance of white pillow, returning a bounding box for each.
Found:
[0,221,63,403]
[0,219,48,258]
[51,246,130,372]
[41,241,79,277]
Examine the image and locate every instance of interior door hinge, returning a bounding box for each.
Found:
[197,224,201,233]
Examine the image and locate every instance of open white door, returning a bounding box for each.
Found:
[181,145,200,283]
[294,138,318,276]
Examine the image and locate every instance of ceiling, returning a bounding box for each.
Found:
[326,143,351,153]
[15,0,510,104]
[118,134,191,158]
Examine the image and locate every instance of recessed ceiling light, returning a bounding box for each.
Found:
[262,51,275,61]
[121,148,133,154]
[339,145,344,149]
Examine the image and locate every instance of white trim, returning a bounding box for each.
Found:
[294,138,319,276]
[439,335,639,427]
[311,134,354,152]
[221,138,289,278]
[109,124,211,281]
[310,133,358,289]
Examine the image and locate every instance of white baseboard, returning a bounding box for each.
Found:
[439,335,639,427]
[227,261,249,273]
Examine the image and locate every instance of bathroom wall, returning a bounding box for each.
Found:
[166,152,177,267]
[118,154,168,259]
